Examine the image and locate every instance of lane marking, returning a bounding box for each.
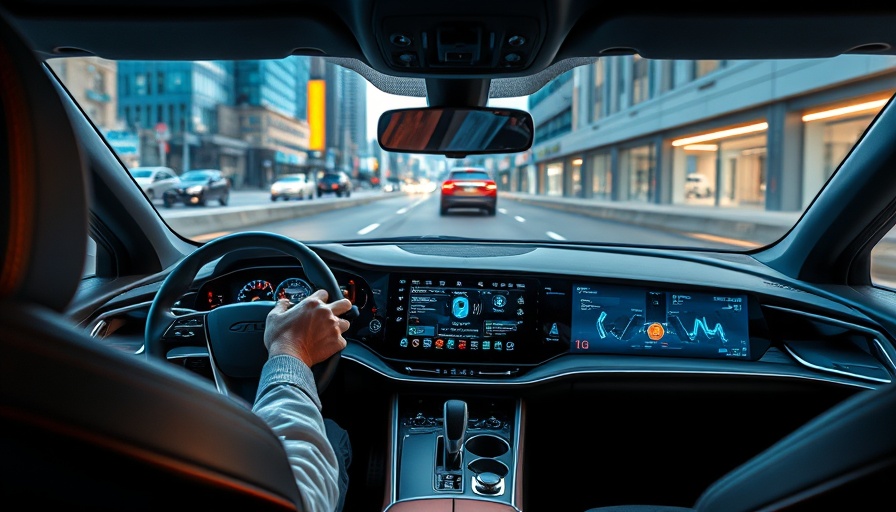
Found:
[397,197,428,215]
[357,223,380,235]
[687,232,760,248]
[498,208,508,214]
[514,216,526,223]
[546,231,566,241]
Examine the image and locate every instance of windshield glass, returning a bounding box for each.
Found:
[51,55,896,250]
[129,169,153,178]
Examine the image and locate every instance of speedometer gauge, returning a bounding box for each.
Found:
[237,280,274,302]
[276,278,313,303]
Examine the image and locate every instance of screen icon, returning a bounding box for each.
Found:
[452,296,470,318]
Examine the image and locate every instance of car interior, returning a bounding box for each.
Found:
[2,1,896,511]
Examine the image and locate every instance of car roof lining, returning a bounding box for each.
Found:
[2,1,896,98]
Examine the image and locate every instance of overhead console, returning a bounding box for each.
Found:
[372,1,546,75]
[368,272,769,378]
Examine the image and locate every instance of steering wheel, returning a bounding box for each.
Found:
[145,231,357,404]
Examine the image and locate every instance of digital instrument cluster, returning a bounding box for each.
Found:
[195,266,370,313]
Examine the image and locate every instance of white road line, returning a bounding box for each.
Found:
[357,223,380,235]
[397,197,428,215]
[514,216,526,223]
[546,231,566,241]
[498,208,508,214]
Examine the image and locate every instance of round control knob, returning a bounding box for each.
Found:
[475,472,502,494]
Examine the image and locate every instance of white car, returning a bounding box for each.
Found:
[685,173,712,198]
[128,166,179,201]
[270,173,315,201]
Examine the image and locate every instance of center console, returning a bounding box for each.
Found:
[388,394,522,509]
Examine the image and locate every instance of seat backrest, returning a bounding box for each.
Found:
[694,382,896,511]
[583,383,896,512]
[0,11,301,511]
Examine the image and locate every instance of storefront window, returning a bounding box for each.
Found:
[590,153,612,199]
[718,135,766,207]
[570,157,583,197]
[620,145,655,202]
[802,100,886,208]
[545,162,564,196]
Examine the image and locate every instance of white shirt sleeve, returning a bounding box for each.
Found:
[252,354,341,512]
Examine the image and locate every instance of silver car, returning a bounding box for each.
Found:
[129,166,180,201]
[270,173,315,201]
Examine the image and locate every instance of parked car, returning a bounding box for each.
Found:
[5,3,896,512]
[162,169,230,207]
[439,167,498,215]
[270,173,315,201]
[685,173,713,198]
[128,166,179,201]
[316,170,352,197]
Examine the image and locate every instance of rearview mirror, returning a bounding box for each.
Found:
[377,107,534,157]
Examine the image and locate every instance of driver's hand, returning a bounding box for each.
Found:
[264,289,353,368]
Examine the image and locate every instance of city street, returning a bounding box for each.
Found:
[157,189,748,249]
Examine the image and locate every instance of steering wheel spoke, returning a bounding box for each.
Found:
[146,232,347,402]
[161,311,208,344]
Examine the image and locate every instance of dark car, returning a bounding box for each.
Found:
[316,171,352,197]
[162,169,230,207]
[439,167,497,215]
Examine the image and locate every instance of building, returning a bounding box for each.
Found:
[47,57,138,166]
[511,56,896,212]
[324,60,367,177]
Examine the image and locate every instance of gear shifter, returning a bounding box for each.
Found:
[443,399,468,470]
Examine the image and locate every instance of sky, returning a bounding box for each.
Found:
[365,82,529,140]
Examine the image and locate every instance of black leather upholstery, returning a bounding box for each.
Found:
[585,382,896,512]
[0,11,301,511]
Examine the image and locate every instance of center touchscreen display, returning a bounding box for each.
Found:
[570,284,751,359]
[386,275,539,362]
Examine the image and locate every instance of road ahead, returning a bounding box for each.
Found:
[161,190,747,250]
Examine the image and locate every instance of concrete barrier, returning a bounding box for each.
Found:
[163,192,400,237]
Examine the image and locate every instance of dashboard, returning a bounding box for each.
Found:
[190,251,787,380]
[85,242,894,389]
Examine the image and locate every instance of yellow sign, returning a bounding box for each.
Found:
[308,80,326,151]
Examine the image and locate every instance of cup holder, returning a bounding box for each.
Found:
[468,457,509,477]
[464,434,510,458]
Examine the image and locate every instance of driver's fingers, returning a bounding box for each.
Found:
[307,289,329,303]
[269,298,292,315]
[327,297,353,316]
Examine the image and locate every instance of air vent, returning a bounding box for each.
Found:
[763,304,894,383]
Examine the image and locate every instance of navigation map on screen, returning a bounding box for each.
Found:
[570,284,750,359]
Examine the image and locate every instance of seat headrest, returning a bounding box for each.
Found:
[0,11,89,312]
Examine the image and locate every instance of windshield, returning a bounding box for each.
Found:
[129,169,153,178]
[51,55,896,251]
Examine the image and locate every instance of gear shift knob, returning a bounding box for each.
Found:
[444,399,468,466]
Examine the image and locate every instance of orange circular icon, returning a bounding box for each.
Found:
[647,322,665,340]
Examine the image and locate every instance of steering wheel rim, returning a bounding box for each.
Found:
[145,231,345,401]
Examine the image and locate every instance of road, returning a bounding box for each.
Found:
[159,190,746,250]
